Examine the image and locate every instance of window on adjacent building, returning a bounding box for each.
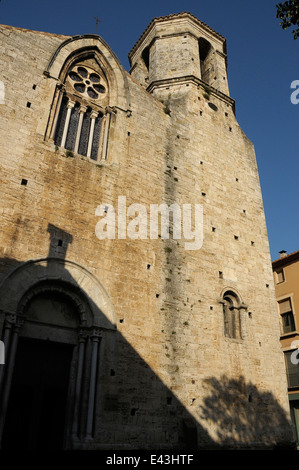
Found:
[279,298,296,334]
[276,268,285,284]
[284,350,299,388]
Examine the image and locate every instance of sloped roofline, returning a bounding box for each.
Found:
[128,11,226,59]
[0,23,69,39]
[272,249,299,268]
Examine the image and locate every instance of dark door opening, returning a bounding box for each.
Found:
[2,337,74,450]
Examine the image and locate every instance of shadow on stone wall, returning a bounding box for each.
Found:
[0,225,295,450]
[198,375,294,449]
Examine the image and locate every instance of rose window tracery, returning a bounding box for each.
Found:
[52,61,111,161]
[67,65,107,101]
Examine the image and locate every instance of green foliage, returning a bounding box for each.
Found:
[276,0,299,39]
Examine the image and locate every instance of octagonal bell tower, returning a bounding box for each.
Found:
[129,12,229,96]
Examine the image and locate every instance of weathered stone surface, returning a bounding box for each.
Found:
[0,13,293,449]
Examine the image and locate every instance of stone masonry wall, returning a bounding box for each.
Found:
[0,19,294,449]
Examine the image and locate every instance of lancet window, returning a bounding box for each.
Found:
[49,60,111,161]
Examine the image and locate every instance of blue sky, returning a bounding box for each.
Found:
[0,0,298,260]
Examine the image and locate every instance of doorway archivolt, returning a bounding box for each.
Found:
[0,257,117,449]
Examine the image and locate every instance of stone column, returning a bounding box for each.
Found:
[101,110,111,160]
[50,88,64,140]
[0,316,24,442]
[86,329,101,440]
[0,314,14,391]
[87,111,98,158]
[74,105,87,154]
[61,99,75,149]
[71,329,87,440]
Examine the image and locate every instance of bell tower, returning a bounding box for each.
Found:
[129,12,229,95]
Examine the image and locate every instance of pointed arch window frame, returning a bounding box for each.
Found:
[46,52,114,163]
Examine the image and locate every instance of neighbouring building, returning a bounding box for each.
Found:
[0,12,294,449]
[273,249,299,447]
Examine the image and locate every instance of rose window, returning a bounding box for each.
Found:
[67,65,106,101]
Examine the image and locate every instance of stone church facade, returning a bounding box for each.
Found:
[0,12,294,449]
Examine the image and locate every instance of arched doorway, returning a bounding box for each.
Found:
[2,284,80,450]
[1,284,90,450]
[2,337,74,449]
[0,259,117,450]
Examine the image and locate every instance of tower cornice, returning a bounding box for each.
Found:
[128,11,226,61]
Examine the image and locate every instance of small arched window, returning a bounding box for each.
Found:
[49,58,111,161]
[198,37,213,84]
[141,46,150,72]
[222,290,242,340]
